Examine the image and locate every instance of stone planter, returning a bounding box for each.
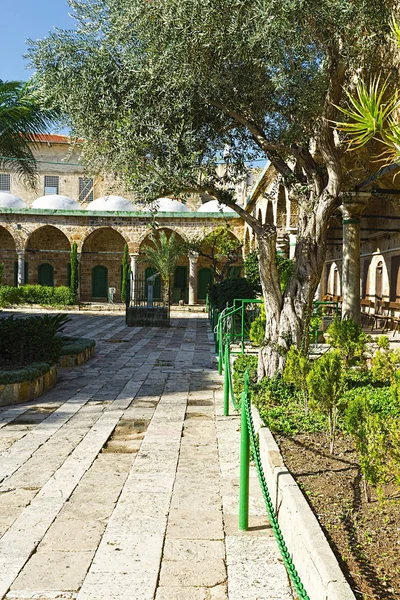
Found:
[58,345,96,368]
[0,365,58,407]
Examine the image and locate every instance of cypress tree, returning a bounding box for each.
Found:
[121,244,130,302]
[70,242,79,297]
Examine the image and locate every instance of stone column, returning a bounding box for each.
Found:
[340,194,369,324]
[289,233,297,260]
[130,254,139,303]
[76,252,82,302]
[188,252,199,306]
[276,234,289,258]
[17,251,25,286]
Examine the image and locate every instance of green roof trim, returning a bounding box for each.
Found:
[0,208,239,218]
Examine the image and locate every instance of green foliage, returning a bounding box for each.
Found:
[0,284,79,307]
[0,79,59,188]
[208,278,255,312]
[371,337,400,385]
[325,317,370,366]
[232,354,258,399]
[254,374,327,436]
[345,387,400,495]
[121,244,130,302]
[276,255,294,293]
[249,302,265,347]
[142,230,183,302]
[0,362,51,385]
[186,226,242,283]
[70,242,79,297]
[0,263,4,286]
[60,336,95,356]
[0,313,70,366]
[307,349,344,453]
[244,251,261,293]
[283,346,311,412]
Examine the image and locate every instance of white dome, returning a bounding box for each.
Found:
[87,195,136,211]
[0,193,27,209]
[150,198,191,213]
[32,195,82,210]
[197,200,236,213]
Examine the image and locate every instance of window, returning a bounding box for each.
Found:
[0,174,11,191]
[79,177,94,202]
[44,175,59,195]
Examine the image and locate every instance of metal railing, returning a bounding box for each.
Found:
[220,340,310,600]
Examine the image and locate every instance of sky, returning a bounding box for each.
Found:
[0,0,74,82]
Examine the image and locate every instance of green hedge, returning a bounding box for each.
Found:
[208,278,256,312]
[60,336,96,356]
[0,362,51,385]
[0,285,76,307]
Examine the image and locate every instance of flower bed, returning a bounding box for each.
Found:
[58,337,96,367]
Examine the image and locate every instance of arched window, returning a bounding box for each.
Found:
[376,261,383,300]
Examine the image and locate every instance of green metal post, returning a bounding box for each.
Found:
[239,374,250,530]
[223,343,229,416]
[241,303,245,354]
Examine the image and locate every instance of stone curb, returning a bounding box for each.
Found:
[58,345,96,368]
[251,404,356,600]
[0,364,57,407]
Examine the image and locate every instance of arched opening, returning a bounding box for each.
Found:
[0,227,17,286]
[390,255,400,302]
[197,268,213,300]
[92,265,108,299]
[81,227,127,302]
[327,262,341,297]
[376,261,383,301]
[333,268,340,296]
[26,226,70,287]
[265,201,274,224]
[38,263,54,287]
[257,209,263,225]
[276,185,287,228]
[140,228,188,303]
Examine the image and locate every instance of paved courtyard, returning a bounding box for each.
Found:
[0,310,293,600]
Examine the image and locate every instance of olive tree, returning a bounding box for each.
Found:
[28,0,396,375]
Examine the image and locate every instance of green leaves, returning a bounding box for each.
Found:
[335,78,398,150]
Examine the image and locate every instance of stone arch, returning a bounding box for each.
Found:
[139,227,190,303]
[78,225,129,252]
[81,227,127,302]
[257,209,263,226]
[0,226,18,286]
[265,200,274,225]
[276,185,287,228]
[244,227,251,256]
[135,225,189,252]
[26,225,71,288]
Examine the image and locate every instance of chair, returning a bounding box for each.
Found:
[389,302,400,337]
[360,299,373,326]
[370,301,392,332]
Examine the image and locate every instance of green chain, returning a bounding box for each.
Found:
[242,391,310,600]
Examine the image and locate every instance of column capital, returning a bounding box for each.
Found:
[339,192,370,220]
[188,251,199,262]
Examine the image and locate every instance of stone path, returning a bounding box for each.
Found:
[0,310,293,600]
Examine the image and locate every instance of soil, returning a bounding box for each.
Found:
[276,433,400,600]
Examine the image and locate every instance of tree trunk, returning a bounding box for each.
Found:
[257,193,336,378]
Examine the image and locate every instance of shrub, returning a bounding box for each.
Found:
[276,255,294,293]
[60,336,95,356]
[244,251,261,293]
[307,349,344,454]
[249,302,265,347]
[254,374,327,435]
[232,354,258,399]
[0,314,71,366]
[208,278,255,312]
[0,362,51,385]
[283,346,311,413]
[52,286,76,306]
[371,336,400,385]
[0,263,3,286]
[325,316,370,366]
[0,286,23,307]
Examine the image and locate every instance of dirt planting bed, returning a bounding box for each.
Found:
[276,433,400,600]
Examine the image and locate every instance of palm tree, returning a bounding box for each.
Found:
[0,79,59,188]
[142,230,183,304]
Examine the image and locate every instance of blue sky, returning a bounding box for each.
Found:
[1,0,74,82]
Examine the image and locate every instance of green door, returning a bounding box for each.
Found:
[145,267,161,299]
[198,268,213,300]
[92,265,108,298]
[227,266,242,280]
[173,266,188,302]
[38,263,54,287]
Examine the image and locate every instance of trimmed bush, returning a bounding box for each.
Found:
[208,278,255,312]
[0,285,76,308]
[0,362,51,385]
[0,286,22,307]
[60,336,96,356]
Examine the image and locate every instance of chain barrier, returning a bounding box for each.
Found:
[241,371,310,600]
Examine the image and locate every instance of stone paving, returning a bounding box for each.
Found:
[0,310,293,600]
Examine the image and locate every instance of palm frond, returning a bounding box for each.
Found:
[391,17,400,47]
[334,78,398,150]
